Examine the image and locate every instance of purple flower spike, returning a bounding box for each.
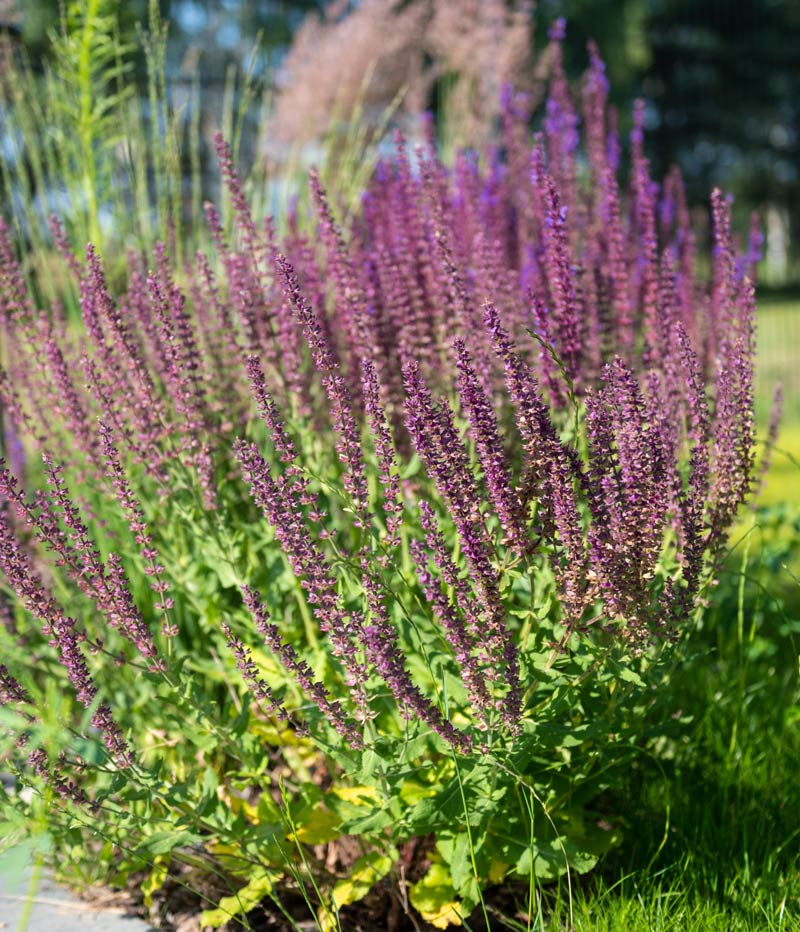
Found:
[240,587,363,747]
[0,664,29,705]
[0,506,132,768]
[275,254,369,524]
[454,339,528,555]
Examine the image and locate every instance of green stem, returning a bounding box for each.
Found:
[77,0,102,246]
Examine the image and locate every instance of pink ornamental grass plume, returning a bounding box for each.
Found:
[266,0,538,154]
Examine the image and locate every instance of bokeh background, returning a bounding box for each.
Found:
[4,0,799,279]
[2,0,799,436]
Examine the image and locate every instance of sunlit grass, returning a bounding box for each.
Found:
[751,296,800,507]
[535,545,800,931]
[756,298,800,425]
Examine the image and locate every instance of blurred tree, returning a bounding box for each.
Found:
[542,0,799,274]
[645,0,799,271]
[15,1,325,78]
[538,0,650,108]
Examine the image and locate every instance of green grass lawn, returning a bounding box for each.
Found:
[756,298,800,427]
[740,296,799,537]
[758,425,800,517]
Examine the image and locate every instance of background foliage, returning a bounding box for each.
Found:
[3,0,799,278]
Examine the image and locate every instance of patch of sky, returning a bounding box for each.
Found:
[174,1,208,35]
[217,21,241,50]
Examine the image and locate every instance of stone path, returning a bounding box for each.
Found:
[0,863,156,932]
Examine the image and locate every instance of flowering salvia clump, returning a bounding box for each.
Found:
[0,24,766,927]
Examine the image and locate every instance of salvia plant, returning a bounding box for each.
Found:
[0,23,762,931]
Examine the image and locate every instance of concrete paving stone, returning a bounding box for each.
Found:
[0,865,158,932]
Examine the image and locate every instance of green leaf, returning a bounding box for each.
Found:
[514,836,598,881]
[338,807,394,835]
[136,829,200,858]
[401,454,421,480]
[406,762,505,834]
[613,663,646,688]
[328,784,392,834]
[202,767,219,797]
[444,832,477,899]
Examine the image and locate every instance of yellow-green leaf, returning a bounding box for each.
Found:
[330,785,380,806]
[142,856,168,908]
[200,870,280,929]
[332,850,395,910]
[400,780,438,805]
[204,841,253,879]
[409,863,463,929]
[289,805,341,845]
[317,903,337,932]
